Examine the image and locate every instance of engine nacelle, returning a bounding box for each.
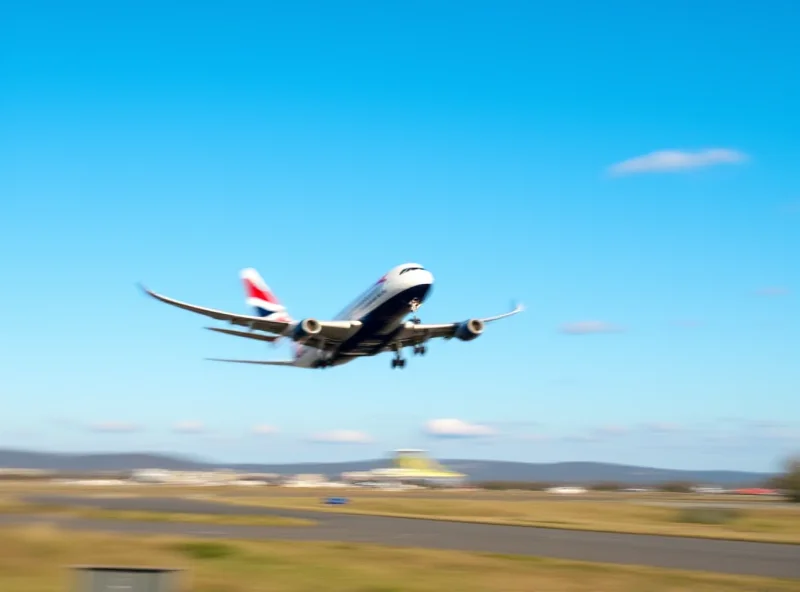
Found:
[291,318,322,343]
[454,319,484,341]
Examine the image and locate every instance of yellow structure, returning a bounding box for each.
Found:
[370,449,466,481]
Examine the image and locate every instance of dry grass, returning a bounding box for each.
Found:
[0,499,313,527]
[75,509,314,527]
[216,495,800,544]
[0,524,797,592]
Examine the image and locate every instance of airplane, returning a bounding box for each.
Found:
[139,262,523,369]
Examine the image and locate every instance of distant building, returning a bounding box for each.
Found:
[341,449,467,486]
[545,486,587,494]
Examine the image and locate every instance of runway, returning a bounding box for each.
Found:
[221,489,796,509]
[16,495,800,579]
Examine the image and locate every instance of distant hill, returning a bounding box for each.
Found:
[0,449,207,472]
[0,448,772,486]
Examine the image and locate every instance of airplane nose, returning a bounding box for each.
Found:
[419,269,434,285]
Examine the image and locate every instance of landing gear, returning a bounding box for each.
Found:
[315,350,335,369]
[413,344,427,356]
[391,348,406,369]
[409,298,422,324]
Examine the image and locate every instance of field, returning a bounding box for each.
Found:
[1,482,797,543]
[2,523,798,592]
[0,493,314,527]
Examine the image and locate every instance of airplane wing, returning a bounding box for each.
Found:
[390,302,525,348]
[206,358,296,366]
[139,284,361,350]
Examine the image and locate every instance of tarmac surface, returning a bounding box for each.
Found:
[220,489,797,509]
[14,494,800,579]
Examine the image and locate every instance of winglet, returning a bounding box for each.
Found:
[138,282,169,303]
[480,300,525,323]
[137,282,154,297]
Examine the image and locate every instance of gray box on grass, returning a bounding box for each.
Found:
[70,565,183,592]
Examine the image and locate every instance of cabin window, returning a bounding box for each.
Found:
[400,266,424,275]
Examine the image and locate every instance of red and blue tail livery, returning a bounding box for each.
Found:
[240,268,291,322]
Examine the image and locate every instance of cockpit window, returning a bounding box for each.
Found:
[399,266,424,275]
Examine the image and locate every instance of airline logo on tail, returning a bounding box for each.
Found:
[240,268,291,322]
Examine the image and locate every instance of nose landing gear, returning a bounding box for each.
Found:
[409,298,422,324]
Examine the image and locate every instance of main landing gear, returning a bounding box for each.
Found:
[391,345,407,369]
[390,344,427,369]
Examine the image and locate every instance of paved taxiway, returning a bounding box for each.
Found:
[15,495,800,579]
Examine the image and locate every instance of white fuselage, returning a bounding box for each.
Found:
[292,263,434,368]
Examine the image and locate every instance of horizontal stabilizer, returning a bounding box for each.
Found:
[206,358,296,366]
[205,327,280,343]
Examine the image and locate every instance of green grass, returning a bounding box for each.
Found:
[1,524,797,592]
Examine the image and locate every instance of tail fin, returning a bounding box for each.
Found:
[240,268,292,322]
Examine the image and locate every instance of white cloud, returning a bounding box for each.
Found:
[756,286,790,297]
[594,425,628,437]
[173,420,206,434]
[608,148,748,176]
[560,321,622,335]
[308,429,373,444]
[702,432,740,445]
[749,421,800,443]
[518,433,550,442]
[563,434,600,443]
[424,418,496,438]
[89,421,141,433]
[252,424,278,436]
[482,420,539,430]
[642,422,682,433]
[560,425,629,443]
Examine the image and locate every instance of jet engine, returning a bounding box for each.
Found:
[454,319,484,341]
[291,318,322,343]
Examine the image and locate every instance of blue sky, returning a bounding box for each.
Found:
[2,0,798,472]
